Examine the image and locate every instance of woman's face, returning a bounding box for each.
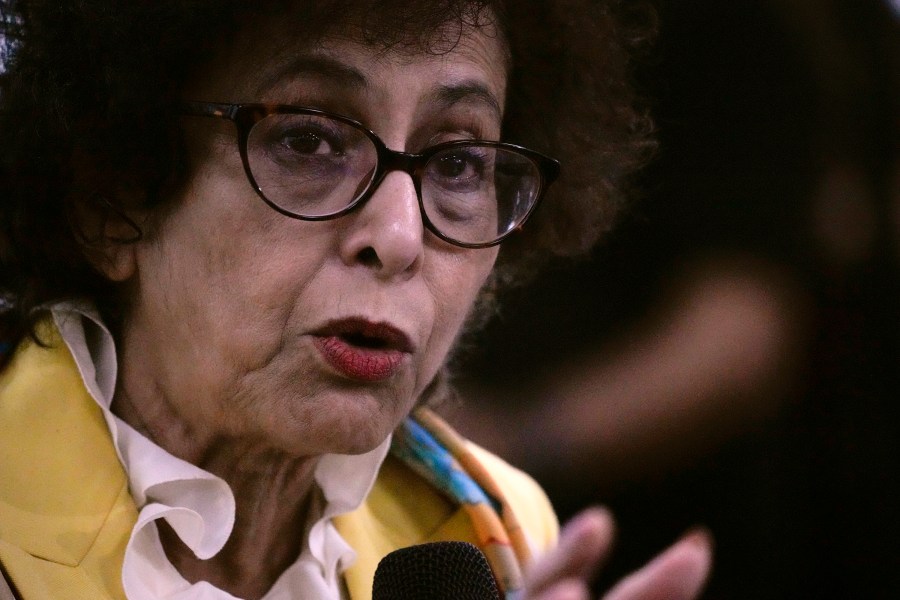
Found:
[119,22,506,456]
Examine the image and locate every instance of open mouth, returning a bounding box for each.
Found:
[316,318,414,353]
[312,318,413,381]
[342,331,390,349]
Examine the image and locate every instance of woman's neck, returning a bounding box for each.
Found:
[113,389,321,599]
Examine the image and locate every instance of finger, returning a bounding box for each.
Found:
[527,580,591,600]
[601,528,713,600]
[526,507,616,595]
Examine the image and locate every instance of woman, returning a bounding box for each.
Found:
[0,1,711,599]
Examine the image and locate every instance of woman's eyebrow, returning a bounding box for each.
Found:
[255,54,368,97]
[428,81,503,121]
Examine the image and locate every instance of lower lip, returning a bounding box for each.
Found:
[313,336,406,382]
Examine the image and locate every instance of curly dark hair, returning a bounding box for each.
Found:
[0,0,655,352]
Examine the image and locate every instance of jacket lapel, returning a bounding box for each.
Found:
[334,454,478,600]
[0,326,134,598]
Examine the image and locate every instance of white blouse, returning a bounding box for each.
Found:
[51,302,390,600]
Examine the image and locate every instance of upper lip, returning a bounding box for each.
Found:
[312,317,415,353]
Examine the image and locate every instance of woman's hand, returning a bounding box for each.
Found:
[523,508,712,600]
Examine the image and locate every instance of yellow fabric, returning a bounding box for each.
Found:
[0,327,558,599]
[0,325,134,600]
[334,440,559,600]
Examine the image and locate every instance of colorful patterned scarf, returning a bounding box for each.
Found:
[391,407,532,598]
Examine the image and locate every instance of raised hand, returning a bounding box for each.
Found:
[523,508,713,600]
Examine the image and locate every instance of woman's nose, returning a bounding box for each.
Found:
[339,171,425,279]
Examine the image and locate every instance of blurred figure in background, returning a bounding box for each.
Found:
[451,0,900,597]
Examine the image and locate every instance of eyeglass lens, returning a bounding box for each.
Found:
[246,112,542,245]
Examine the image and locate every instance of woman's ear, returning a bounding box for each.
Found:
[73,192,144,282]
[97,239,139,282]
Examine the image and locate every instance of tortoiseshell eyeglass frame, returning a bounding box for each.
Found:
[180,101,561,249]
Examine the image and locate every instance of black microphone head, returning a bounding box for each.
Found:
[372,541,501,600]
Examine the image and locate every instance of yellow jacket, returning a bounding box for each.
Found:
[0,330,558,599]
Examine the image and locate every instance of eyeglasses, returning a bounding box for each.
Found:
[181,102,560,248]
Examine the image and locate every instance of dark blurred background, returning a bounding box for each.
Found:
[452,0,900,597]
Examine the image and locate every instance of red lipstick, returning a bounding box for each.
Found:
[312,319,412,382]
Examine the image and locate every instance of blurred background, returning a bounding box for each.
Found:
[450,0,900,597]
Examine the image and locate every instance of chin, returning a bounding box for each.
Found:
[282,389,407,457]
[336,435,391,456]
[335,406,399,454]
[313,420,394,456]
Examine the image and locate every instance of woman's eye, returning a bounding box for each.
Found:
[281,130,340,156]
[435,154,472,178]
[430,150,488,186]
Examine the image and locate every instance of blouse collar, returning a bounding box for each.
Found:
[51,301,390,599]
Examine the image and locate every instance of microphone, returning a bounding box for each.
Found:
[372,541,501,600]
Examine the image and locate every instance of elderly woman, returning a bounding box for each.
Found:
[0,1,710,599]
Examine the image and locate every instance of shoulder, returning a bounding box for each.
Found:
[0,322,133,599]
[345,425,559,553]
[338,426,559,599]
[363,417,560,553]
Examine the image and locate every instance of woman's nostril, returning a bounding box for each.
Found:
[357,246,382,268]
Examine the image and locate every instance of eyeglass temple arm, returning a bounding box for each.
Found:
[180,101,239,120]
